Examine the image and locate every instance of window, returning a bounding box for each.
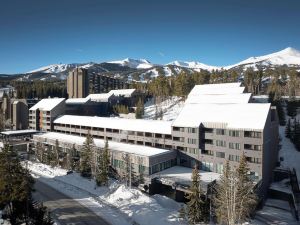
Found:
[189,148,199,154]
[229,142,241,150]
[188,138,197,145]
[229,130,240,137]
[173,127,185,132]
[188,128,196,133]
[216,140,226,147]
[244,144,262,151]
[229,154,240,162]
[202,150,214,156]
[216,129,226,135]
[205,139,214,145]
[216,151,225,158]
[247,157,261,164]
[201,161,213,172]
[244,131,262,138]
[216,163,224,174]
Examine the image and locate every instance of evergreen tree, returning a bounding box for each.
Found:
[54,139,60,166]
[0,145,34,225]
[135,98,144,119]
[96,140,110,186]
[285,118,292,138]
[186,166,208,224]
[236,154,258,224]
[80,131,94,177]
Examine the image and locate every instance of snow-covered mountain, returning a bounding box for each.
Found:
[167,60,220,72]
[27,63,81,74]
[15,47,300,82]
[225,47,300,70]
[108,58,153,69]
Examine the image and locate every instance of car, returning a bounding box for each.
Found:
[66,170,73,175]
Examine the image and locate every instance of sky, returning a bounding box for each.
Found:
[0,0,300,74]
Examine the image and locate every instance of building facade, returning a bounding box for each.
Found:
[67,68,89,98]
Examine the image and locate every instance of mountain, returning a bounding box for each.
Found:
[225,47,300,70]
[167,60,220,71]
[3,47,300,82]
[108,58,153,69]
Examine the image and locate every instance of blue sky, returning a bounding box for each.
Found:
[0,0,300,74]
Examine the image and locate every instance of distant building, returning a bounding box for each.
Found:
[0,96,28,130]
[89,73,129,94]
[67,68,89,98]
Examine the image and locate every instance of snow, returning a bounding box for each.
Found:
[167,60,220,72]
[1,129,38,136]
[163,66,173,76]
[34,132,173,157]
[29,98,65,111]
[150,166,221,188]
[188,83,244,96]
[27,64,76,74]
[225,47,300,69]
[65,98,89,104]
[185,93,252,104]
[253,198,298,225]
[278,124,300,184]
[88,93,113,102]
[108,89,136,97]
[173,103,271,130]
[26,161,184,225]
[108,58,154,69]
[143,97,185,121]
[54,115,172,134]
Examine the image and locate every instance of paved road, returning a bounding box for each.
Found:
[33,179,111,225]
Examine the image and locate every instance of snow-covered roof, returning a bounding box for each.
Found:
[150,166,221,188]
[172,103,271,130]
[87,93,113,102]
[29,98,65,111]
[185,93,252,104]
[54,115,172,134]
[34,132,172,157]
[188,83,244,97]
[66,98,90,104]
[1,129,38,136]
[108,89,136,97]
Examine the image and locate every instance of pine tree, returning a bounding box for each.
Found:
[186,166,208,224]
[96,140,110,186]
[214,161,234,225]
[135,98,144,119]
[54,139,60,166]
[0,145,34,224]
[236,154,258,224]
[285,118,292,138]
[80,131,94,177]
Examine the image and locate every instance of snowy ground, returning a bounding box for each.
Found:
[25,161,185,225]
[143,97,184,121]
[278,118,300,184]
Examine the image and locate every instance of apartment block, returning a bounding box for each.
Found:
[32,132,176,176]
[67,68,89,98]
[31,82,279,193]
[89,73,129,94]
[29,98,66,132]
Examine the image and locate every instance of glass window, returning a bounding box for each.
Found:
[216,140,226,147]
[216,151,225,158]
[216,129,226,135]
[229,130,240,137]
[229,142,241,150]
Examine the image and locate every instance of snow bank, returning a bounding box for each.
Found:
[106,185,183,225]
[27,161,184,225]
